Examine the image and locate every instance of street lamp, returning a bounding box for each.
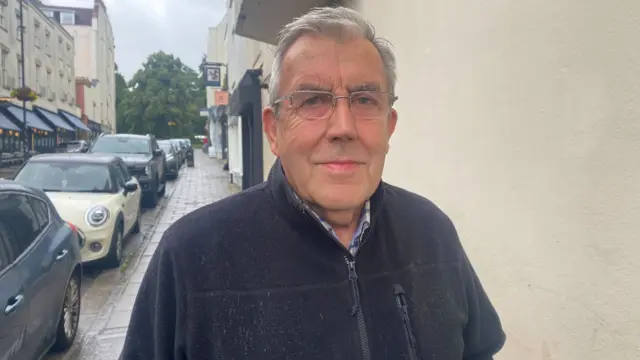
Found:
[17,0,28,158]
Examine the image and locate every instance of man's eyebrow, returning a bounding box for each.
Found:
[294,83,331,91]
[347,83,382,92]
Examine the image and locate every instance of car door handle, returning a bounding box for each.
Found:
[4,294,24,315]
[55,249,69,261]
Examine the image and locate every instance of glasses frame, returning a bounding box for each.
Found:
[272,90,399,119]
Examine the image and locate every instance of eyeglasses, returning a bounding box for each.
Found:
[273,90,398,120]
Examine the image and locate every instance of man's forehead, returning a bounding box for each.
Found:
[280,35,386,91]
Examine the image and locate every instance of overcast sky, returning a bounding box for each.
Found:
[42,0,226,80]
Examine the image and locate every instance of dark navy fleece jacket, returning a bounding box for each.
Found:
[120,161,506,360]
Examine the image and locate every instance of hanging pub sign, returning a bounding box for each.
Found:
[204,64,222,88]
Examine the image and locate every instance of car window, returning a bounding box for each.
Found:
[0,193,42,258]
[110,164,126,190]
[117,161,132,181]
[14,162,114,193]
[0,221,14,272]
[28,197,50,235]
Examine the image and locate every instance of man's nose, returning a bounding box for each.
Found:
[326,98,358,141]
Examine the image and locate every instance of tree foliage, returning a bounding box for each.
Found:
[115,52,206,139]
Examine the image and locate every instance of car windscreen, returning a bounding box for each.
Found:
[91,137,150,155]
[158,141,173,153]
[171,140,182,149]
[57,142,83,152]
[14,162,114,193]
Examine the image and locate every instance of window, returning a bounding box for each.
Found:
[17,56,22,86]
[45,31,51,53]
[15,11,21,41]
[0,3,7,29]
[60,11,74,25]
[42,10,54,18]
[46,70,51,88]
[117,161,132,181]
[35,63,41,87]
[34,21,40,48]
[0,194,41,258]
[27,197,50,235]
[110,164,126,190]
[1,50,8,86]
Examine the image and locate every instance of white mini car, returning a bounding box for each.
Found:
[13,153,142,267]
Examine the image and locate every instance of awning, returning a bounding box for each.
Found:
[0,111,20,131]
[229,69,263,116]
[58,110,91,132]
[4,105,53,132]
[33,106,74,131]
[234,0,331,44]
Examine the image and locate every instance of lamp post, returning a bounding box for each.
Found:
[18,0,28,158]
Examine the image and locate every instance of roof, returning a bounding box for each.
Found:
[3,105,53,132]
[100,133,150,140]
[27,153,119,165]
[0,110,20,131]
[33,106,74,131]
[0,179,47,198]
[58,110,91,132]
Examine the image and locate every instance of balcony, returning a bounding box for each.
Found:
[234,0,334,45]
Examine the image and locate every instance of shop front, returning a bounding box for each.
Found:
[33,106,75,146]
[0,111,22,155]
[1,104,55,153]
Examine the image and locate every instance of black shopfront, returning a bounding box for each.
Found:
[229,69,264,190]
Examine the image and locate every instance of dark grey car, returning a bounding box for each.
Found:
[0,180,83,359]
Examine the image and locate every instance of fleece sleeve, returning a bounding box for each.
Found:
[460,249,507,360]
[120,238,187,360]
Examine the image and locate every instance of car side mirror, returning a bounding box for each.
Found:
[124,179,138,193]
[153,149,163,156]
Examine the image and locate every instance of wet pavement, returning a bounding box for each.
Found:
[45,151,234,360]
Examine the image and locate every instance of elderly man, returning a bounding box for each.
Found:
[121,6,505,360]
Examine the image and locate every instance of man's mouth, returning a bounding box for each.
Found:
[321,160,361,172]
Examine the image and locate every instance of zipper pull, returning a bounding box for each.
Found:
[394,284,418,360]
[346,258,360,315]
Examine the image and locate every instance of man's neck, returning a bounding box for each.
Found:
[308,203,364,247]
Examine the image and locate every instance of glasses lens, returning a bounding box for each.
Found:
[350,91,389,118]
[291,91,334,119]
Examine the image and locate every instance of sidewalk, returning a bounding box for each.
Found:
[79,152,234,360]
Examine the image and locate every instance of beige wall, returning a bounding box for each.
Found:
[355,0,640,359]
[0,0,79,115]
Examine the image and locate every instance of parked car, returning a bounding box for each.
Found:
[12,154,142,267]
[55,140,89,153]
[178,138,194,167]
[0,179,83,359]
[90,134,166,207]
[158,140,180,179]
[170,139,185,167]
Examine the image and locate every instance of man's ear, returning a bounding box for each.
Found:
[262,106,279,156]
[386,108,398,154]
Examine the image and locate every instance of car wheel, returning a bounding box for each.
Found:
[105,222,123,268]
[132,205,141,234]
[50,273,80,353]
[159,172,166,195]
[145,181,159,207]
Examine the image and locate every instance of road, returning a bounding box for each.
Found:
[45,151,235,360]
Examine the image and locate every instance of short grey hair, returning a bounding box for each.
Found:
[268,6,397,105]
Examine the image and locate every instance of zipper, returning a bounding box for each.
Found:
[299,204,373,359]
[346,258,371,360]
[394,284,418,360]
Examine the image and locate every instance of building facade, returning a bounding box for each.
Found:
[39,0,116,135]
[0,0,87,155]
[231,0,640,359]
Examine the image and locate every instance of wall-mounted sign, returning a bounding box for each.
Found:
[215,91,228,105]
[204,65,222,88]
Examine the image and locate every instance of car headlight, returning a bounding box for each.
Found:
[85,205,110,227]
[145,165,151,175]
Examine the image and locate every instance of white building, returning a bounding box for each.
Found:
[230,0,640,359]
[39,0,116,134]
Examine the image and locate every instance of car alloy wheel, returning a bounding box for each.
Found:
[63,276,80,340]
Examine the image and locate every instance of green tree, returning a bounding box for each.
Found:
[115,68,129,132]
[119,51,206,139]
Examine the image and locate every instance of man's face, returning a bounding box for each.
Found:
[263,34,397,211]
